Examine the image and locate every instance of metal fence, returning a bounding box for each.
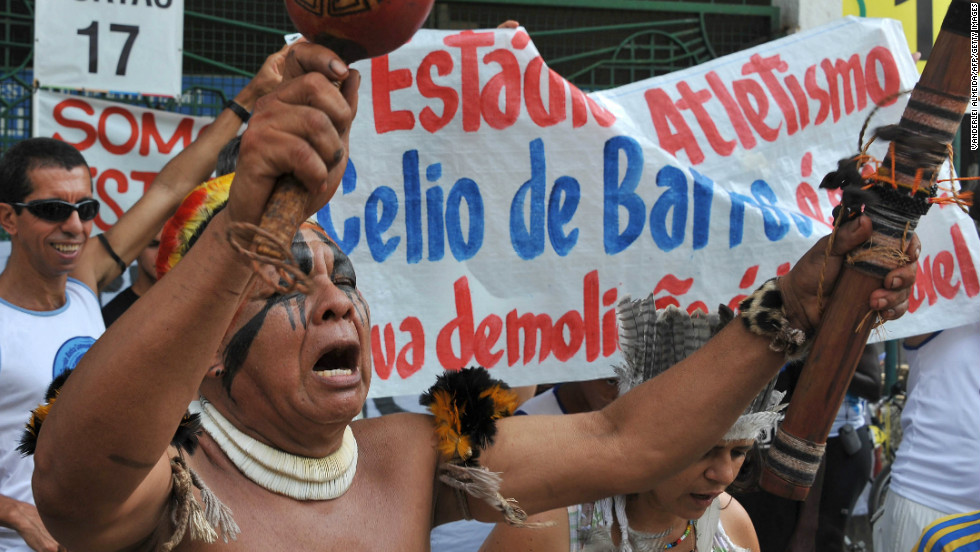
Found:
[425,1,777,89]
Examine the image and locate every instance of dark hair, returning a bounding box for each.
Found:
[727,443,765,494]
[0,137,89,204]
[215,135,241,177]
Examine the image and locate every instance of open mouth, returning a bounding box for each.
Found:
[312,344,359,378]
[690,492,719,503]
[52,243,82,254]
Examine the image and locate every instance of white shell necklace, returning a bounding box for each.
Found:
[197,398,357,501]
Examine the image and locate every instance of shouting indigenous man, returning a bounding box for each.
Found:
[28,43,917,551]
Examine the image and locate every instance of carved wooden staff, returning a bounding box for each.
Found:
[759,0,975,500]
[237,0,434,292]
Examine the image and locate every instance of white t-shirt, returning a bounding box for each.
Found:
[890,322,980,514]
[0,278,105,550]
[516,386,567,416]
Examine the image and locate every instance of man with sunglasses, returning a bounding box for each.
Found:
[0,43,297,552]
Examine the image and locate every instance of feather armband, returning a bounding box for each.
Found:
[420,367,536,526]
[18,368,204,456]
[18,370,237,549]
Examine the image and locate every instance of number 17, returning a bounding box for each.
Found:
[76,22,140,76]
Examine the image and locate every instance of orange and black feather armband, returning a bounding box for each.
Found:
[420,367,545,527]
[419,366,519,466]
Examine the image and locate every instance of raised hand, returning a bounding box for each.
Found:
[228,42,360,229]
[779,215,920,332]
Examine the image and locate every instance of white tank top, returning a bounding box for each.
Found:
[0,279,104,549]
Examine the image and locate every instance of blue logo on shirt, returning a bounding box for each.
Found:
[52,336,96,379]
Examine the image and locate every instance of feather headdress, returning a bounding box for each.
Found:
[614,297,784,442]
[156,173,234,279]
[615,301,729,395]
[590,298,784,552]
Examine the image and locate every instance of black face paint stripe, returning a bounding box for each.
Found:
[292,232,314,276]
[308,225,330,243]
[220,227,364,397]
[322,236,366,327]
[324,239,357,288]
[297,293,307,324]
[221,291,308,398]
[222,305,272,399]
[282,295,300,331]
[305,224,357,290]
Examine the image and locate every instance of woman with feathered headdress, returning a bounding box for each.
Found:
[480,300,783,552]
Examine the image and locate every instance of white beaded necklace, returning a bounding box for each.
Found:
[197,398,357,501]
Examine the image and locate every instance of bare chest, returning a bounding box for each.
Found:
[176,505,433,551]
[174,439,438,551]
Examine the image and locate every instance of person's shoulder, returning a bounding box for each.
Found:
[353,412,437,450]
[351,413,442,487]
[718,492,760,551]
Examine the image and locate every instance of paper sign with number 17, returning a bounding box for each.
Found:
[34,0,183,97]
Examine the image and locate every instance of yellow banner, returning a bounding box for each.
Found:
[843,0,954,72]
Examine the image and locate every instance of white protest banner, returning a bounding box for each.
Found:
[34,0,183,97]
[33,91,213,232]
[326,18,979,397]
[31,18,980,398]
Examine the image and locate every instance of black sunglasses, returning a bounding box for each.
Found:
[10,198,101,222]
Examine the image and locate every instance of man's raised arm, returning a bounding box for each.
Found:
[73,43,296,293]
[31,43,357,551]
[468,216,918,522]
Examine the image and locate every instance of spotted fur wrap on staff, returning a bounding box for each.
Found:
[738,278,813,361]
